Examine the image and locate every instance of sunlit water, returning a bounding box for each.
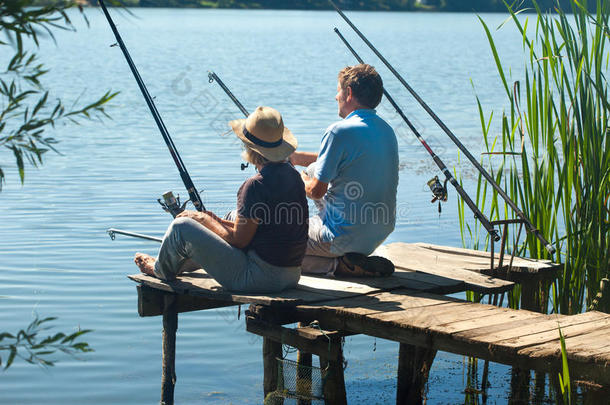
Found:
[1,8,547,404]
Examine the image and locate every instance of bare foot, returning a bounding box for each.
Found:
[134,253,156,277]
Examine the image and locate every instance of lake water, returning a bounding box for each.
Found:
[1,7,545,404]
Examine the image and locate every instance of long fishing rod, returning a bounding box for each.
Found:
[329,0,555,255]
[98,0,205,213]
[334,28,498,241]
[107,228,162,243]
[208,71,249,117]
[207,71,252,170]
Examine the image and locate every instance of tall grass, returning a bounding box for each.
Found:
[458,0,610,314]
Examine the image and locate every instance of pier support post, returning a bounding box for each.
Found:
[296,322,313,405]
[319,341,347,405]
[263,337,283,399]
[161,293,178,405]
[396,343,437,405]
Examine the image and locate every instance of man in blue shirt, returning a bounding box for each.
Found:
[290,64,399,277]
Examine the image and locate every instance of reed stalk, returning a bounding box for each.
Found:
[459,0,610,314]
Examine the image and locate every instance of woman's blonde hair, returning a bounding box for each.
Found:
[242,145,270,166]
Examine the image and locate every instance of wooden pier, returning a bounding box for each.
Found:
[128,242,610,404]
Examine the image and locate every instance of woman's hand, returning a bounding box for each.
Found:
[177,210,213,227]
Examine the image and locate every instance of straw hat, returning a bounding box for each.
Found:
[229,106,297,162]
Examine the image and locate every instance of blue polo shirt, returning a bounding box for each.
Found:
[314,109,399,255]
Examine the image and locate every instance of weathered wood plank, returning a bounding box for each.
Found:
[494,316,610,351]
[518,325,610,360]
[454,313,565,340]
[137,285,234,317]
[297,290,465,318]
[246,317,343,361]
[299,272,463,295]
[370,304,503,329]
[376,242,560,283]
[430,309,544,335]
[462,312,610,344]
[129,273,343,306]
[376,243,516,293]
[294,294,610,386]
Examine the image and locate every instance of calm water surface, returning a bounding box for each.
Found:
[1,8,541,404]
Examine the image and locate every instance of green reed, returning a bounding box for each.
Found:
[458,0,610,314]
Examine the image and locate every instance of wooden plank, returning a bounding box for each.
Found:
[246,317,343,361]
[296,276,382,298]
[494,316,610,352]
[376,242,560,283]
[298,272,462,295]
[129,273,344,306]
[454,312,565,340]
[392,270,466,294]
[464,312,610,344]
[376,243,515,293]
[518,325,610,360]
[369,304,503,329]
[297,290,465,318]
[130,267,467,309]
[432,309,546,335]
[136,285,234,317]
[296,301,610,386]
[293,292,610,386]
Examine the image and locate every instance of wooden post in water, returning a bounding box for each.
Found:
[319,341,347,405]
[161,293,178,405]
[263,337,282,399]
[396,343,437,405]
[296,321,313,405]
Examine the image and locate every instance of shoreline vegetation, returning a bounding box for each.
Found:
[55,0,589,12]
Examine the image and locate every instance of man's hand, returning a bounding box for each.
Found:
[301,171,329,200]
[290,151,318,167]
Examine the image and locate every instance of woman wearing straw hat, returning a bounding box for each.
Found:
[134,107,309,293]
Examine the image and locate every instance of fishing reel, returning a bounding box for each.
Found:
[158,191,188,218]
[427,176,448,214]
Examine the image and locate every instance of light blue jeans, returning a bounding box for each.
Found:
[153,217,301,293]
[301,162,341,275]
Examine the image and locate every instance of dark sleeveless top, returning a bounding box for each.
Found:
[236,162,309,267]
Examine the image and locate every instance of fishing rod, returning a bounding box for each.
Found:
[207,71,251,170]
[329,0,555,255]
[98,0,205,214]
[208,71,249,116]
[107,228,162,243]
[106,72,251,244]
[334,28,498,240]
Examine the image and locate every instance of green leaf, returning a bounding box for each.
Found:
[5,347,17,370]
[478,15,511,98]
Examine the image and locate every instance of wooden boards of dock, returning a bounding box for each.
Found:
[127,242,610,405]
